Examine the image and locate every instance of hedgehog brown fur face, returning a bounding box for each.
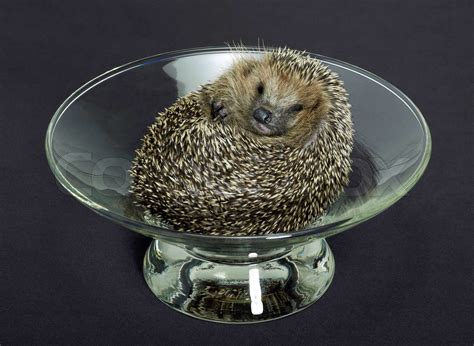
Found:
[130,47,353,236]
[199,51,331,147]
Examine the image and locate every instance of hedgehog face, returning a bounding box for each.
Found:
[206,55,331,147]
[249,74,304,137]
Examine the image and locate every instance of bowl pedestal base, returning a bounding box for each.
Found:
[143,237,334,323]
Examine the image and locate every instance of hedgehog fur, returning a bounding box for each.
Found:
[129,47,353,236]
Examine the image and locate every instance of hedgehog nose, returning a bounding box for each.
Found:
[253,107,272,124]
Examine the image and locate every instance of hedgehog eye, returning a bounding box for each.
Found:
[257,83,264,95]
[290,104,303,113]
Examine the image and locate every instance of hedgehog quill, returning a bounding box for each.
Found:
[129,47,354,236]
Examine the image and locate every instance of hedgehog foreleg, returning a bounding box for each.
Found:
[211,100,229,121]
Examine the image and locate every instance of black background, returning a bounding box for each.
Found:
[1,1,473,344]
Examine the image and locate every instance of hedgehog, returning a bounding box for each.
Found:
[129,47,354,236]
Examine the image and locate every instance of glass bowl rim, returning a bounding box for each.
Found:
[45,46,432,242]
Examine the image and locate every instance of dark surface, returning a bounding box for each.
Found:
[1,0,473,344]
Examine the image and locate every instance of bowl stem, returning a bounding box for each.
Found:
[143,237,334,323]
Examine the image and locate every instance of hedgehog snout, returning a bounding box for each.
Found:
[253,107,272,124]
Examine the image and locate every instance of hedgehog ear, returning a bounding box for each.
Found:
[242,63,255,77]
[241,61,257,77]
[308,86,330,114]
[311,98,321,111]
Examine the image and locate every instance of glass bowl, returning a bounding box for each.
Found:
[45,47,431,323]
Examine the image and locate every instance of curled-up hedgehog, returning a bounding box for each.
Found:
[130,47,357,236]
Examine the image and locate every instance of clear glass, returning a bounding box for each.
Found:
[45,47,431,323]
